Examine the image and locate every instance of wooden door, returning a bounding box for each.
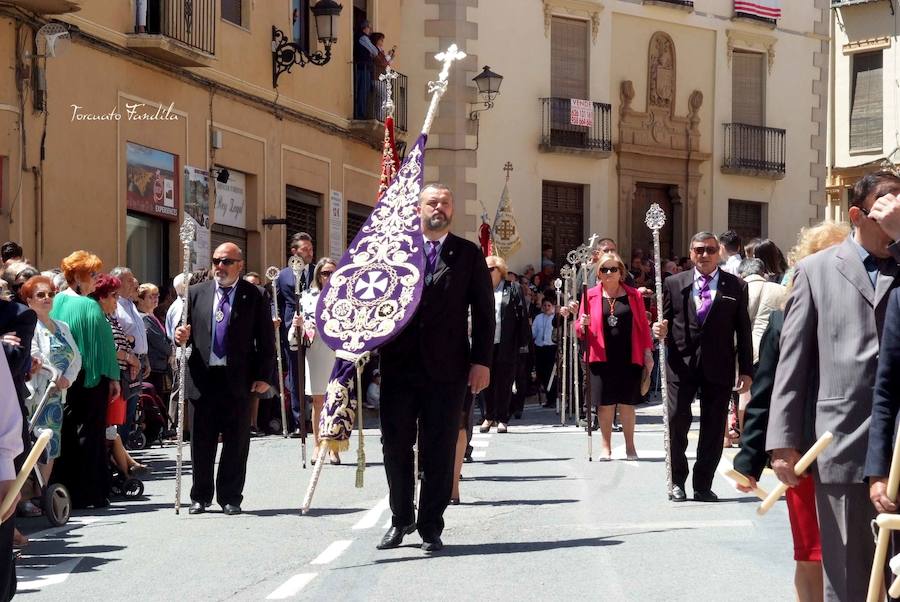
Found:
[542,181,584,272]
[631,183,674,260]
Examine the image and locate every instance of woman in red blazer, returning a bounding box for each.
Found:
[577,252,654,460]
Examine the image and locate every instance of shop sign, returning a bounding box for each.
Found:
[214,169,246,229]
[126,142,178,221]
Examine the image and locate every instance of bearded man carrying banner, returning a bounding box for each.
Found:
[376,183,494,552]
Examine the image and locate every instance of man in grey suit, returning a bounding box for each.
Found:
[766,170,900,601]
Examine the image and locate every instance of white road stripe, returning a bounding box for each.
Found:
[382,516,392,529]
[352,496,389,530]
[470,440,489,447]
[266,573,317,599]
[310,540,353,565]
[471,450,487,458]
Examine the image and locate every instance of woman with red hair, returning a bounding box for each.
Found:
[50,252,120,508]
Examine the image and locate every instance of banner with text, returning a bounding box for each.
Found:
[570,99,594,128]
[184,166,211,271]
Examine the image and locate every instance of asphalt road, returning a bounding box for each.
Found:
[15,398,794,601]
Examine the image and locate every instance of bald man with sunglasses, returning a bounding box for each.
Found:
[174,243,275,515]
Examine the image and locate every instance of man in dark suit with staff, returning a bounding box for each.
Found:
[654,231,752,502]
[377,183,494,553]
[175,242,275,515]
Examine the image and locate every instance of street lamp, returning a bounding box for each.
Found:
[272,0,344,88]
[469,65,504,120]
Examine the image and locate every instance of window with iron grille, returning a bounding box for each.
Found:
[728,199,765,242]
[286,186,321,257]
[346,201,372,246]
[850,51,883,152]
[222,0,243,26]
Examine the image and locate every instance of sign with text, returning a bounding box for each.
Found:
[570,99,594,128]
[126,142,178,221]
[184,166,211,271]
[329,190,343,258]
[214,169,246,229]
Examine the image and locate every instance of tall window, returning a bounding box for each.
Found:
[728,199,765,242]
[850,51,883,153]
[551,17,588,100]
[222,0,243,26]
[292,0,310,52]
[732,50,765,126]
[286,186,322,258]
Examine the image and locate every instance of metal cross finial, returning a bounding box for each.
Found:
[379,66,398,116]
[179,219,195,244]
[429,44,466,94]
[503,162,514,181]
[645,203,667,231]
[587,233,599,249]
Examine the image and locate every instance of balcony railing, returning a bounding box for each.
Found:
[127,0,216,67]
[351,63,408,138]
[643,0,695,8]
[831,0,884,7]
[722,123,786,179]
[540,98,612,155]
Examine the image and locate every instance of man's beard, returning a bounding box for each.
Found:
[425,212,450,231]
[214,273,237,286]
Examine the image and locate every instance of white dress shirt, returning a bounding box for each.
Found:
[692,267,720,310]
[532,312,555,347]
[165,296,183,342]
[493,282,504,344]
[117,297,148,355]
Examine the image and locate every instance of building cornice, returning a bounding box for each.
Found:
[726,28,777,73]
[543,0,605,43]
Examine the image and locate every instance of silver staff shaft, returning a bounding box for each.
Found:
[266,267,289,438]
[174,220,195,515]
[560,282,568,425]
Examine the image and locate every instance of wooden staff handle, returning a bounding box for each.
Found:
[757,431,833,516]
[723,469,769,501]
[0,429,51,521]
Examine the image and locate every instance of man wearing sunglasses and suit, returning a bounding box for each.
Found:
[174,242,275,515]
[653,232,752,503]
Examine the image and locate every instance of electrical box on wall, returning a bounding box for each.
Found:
[211,130,223,149]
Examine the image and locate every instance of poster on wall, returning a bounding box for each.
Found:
[126,142,179,221]
[214,169,247,229]
[184,166,211,271]
[329,190,343,258]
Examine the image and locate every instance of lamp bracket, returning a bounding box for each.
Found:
[272,26,333,88]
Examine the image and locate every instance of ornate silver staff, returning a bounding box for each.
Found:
[553,277,565,425]
[565,245,584,427]
[266,266,289,438]
[645,203,673,497]
[289,255,308,469]
[174,219,195,514]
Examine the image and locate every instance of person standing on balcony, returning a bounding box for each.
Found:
[371,32,396,121]
[353,21,378,120]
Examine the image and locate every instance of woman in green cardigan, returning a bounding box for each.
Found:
[50,251,120,508]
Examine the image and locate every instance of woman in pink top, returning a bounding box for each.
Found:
[577,252,654,460]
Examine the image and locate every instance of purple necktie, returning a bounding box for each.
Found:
[426,240,441,275]
[213,286,233,358]
[696,274,713,325]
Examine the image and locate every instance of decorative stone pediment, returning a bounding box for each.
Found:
[726,28,777,74]
[543,0,604,44]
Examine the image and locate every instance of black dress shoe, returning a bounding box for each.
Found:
[693,490,719,503]
[189,501,206,515]
[222,504,242,515]
[669,485,687,502]
[376,524,416,550]
[421,537,443,553]
[463,455,473,464]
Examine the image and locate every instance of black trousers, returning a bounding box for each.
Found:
[380,377,467,540]
[534,345,557,404]
[189,368,252,507]
[509,352,530,418]
[484,348,515,423]
[52,373,111,508]
[667,376,732,492]
[0,515,13,601]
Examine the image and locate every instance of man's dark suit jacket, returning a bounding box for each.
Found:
[276,263,315,349]
[865,287,900,478]
[662,269,753,387]
[496,280,530,362]
[380,233,495,383]
[183,279,275,402]
[0,301,37,404]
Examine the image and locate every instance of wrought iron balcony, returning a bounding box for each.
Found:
[539,97,612,156]
[831,0,885,7]
[722,123,786,179]
[642,0,694,9]
[127,0,216,67]
[350,64,408,146]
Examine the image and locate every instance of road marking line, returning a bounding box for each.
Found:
[17,558,82,592]
[470,440,489,447]
[310,540,353,565]
[471,450,487,458]
[25,517,103,541]
[382,516,392,529]
[352,496,389,530]
[266,573,318,599]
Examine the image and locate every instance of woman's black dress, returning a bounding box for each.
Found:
[589,294,643,406]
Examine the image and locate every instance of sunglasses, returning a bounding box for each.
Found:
[691,245,719,256]
[488,266,498,272]
[34,291,56,300]
[212,258,239,266]
[320,271,334,277]
[599,266,619,274]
